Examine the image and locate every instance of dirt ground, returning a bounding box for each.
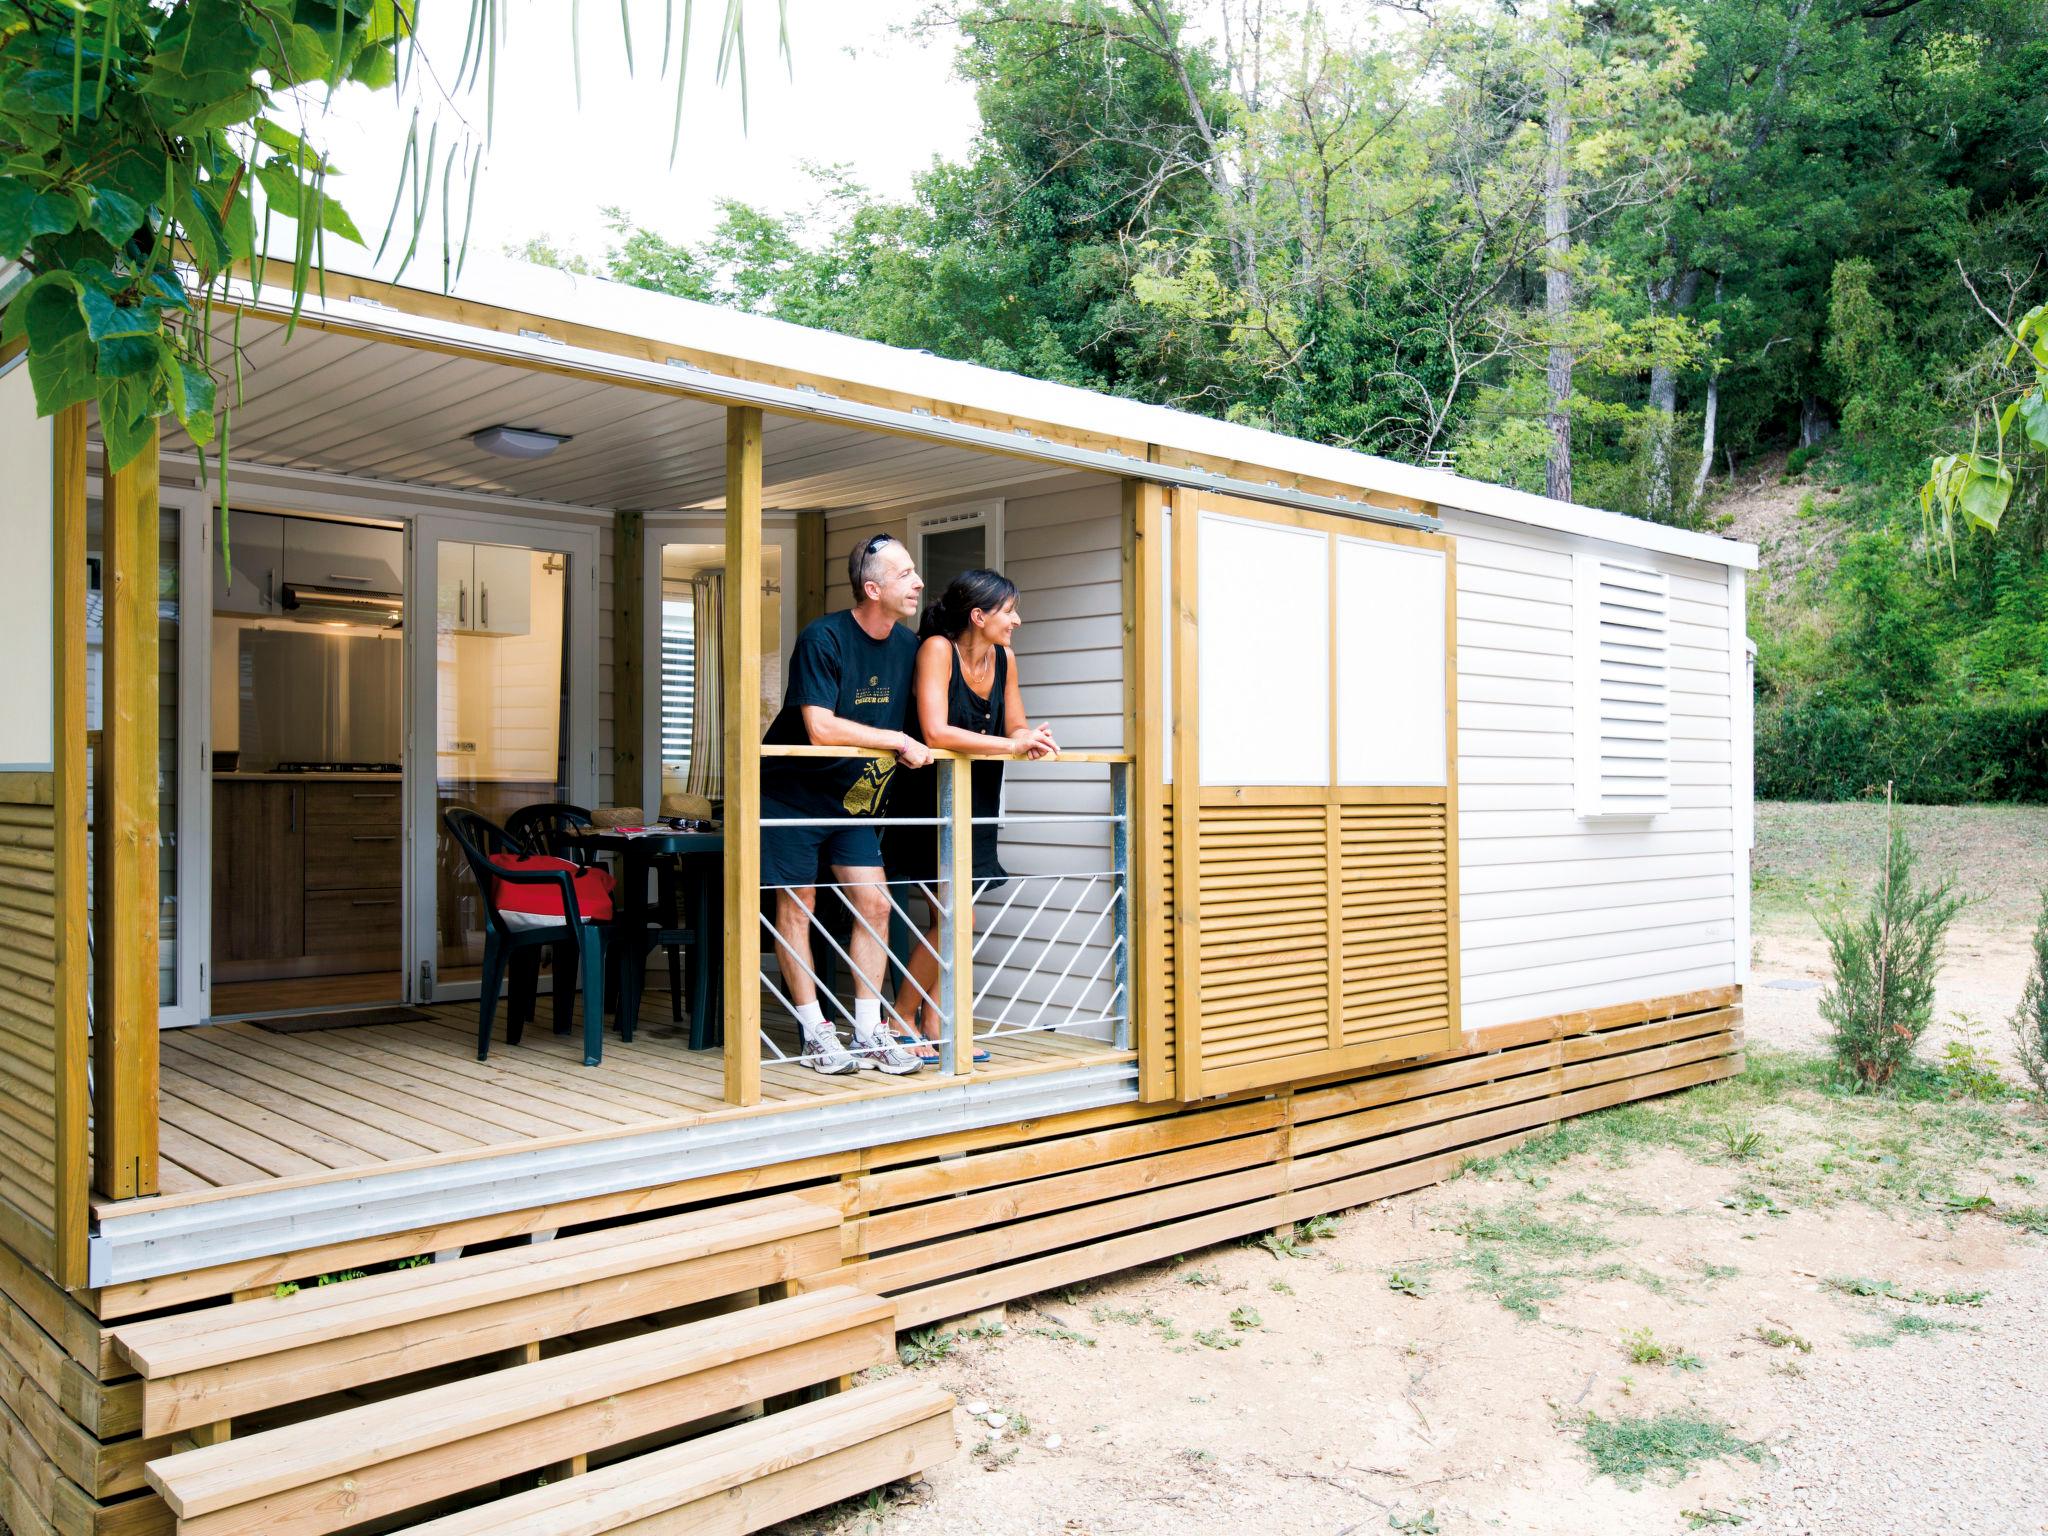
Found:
[787,803,2048,1536]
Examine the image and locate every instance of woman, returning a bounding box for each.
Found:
[885,569,1059,1062]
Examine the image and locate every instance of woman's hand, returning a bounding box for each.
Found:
[1013,722,1060,760]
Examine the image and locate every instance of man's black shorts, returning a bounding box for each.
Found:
[759,802,885,888]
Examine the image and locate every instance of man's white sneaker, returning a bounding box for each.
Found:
[851,1021,923,1075]
[800,1025,860,1075]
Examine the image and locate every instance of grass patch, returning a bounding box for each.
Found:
[2002,1204,2048,1235]
[1454,1202,1619,1321]
[1465,1045,2044,1212]
[1848,1312,1967,1348]
[1622,1327,1704,1371]
[1580,1411,1765,1488]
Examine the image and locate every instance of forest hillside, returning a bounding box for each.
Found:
[518,0,2048,800]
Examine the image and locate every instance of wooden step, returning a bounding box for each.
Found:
[112,1192,840,1436]
[396,1378,957,1536]
[143,1284,894,1536]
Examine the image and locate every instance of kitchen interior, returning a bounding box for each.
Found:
[209,510,407,1016]
[210,509,570,1015]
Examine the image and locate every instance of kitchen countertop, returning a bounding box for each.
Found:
[213,772,404,783]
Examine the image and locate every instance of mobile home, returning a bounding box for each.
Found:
[0,255,1755,1536]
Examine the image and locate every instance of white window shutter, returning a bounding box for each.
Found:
[1573,554,1671,818]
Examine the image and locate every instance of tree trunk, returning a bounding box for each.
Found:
[1689,274,1725,514]
[1691,368,1720,512]
[1800,393,1833,448]
[1543,60,1573,505]
[1646,268,1700,521]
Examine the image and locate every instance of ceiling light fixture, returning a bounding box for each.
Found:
[471,424,571,460]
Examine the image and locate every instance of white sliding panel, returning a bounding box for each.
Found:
[1196,512,1329,786]
[1335,538,1447,786]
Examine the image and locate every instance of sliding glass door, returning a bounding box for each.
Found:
[409,515,598,1000]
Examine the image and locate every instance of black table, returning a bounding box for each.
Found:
[559,826,724,1050]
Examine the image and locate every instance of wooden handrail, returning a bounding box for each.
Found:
[758,744,1133,765]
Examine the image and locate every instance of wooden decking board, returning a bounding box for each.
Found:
[109,996,1127,1214]
[215,1023,616,1138]
[204,1025,570,1143]
[159,1039,438,1161]
[174,1036,509,1155]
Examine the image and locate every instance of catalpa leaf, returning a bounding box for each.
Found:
[0,177,81,257]
[85,185,147,246]
[2017,388,2048,453]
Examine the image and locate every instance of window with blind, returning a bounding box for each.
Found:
[660,591,695,778]
[1573,554,1672,819]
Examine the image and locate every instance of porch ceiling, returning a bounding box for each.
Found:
[157,315,1094,513]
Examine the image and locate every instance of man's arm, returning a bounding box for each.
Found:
[799,705,933,768]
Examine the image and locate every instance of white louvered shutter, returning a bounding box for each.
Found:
[1573,554,1671,818]
[660,593,695,774]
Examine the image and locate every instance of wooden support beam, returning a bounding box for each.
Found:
[613,511,644,812]
[1169,489,1202,1099]
[51,405,90,1285]
[795,510,827,628]
[945,756,975,1080]
[92,425,161,1200]
[1125,480,1170,1103]
[723,408,764,1107]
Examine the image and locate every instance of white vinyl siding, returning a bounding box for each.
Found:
[1572,554,1673,819]
[1447,513,1739,1031]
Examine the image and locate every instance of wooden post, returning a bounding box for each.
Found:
[795,510,827,628]
[722,408,764,1107]
[945,755,975,1078]
[1125,480,1171,1101]
[51,404,90,1283]
[614,511,644,812]
[93,425,161,1199]
[1170,490,1202,1099]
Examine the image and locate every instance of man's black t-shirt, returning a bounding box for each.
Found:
[761,610,919,818]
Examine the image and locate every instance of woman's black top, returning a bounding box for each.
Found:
[883,642,1010,890]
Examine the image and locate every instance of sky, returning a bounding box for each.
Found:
[310,1,983,279]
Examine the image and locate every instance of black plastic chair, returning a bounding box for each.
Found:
[443,807,610,1066]
[506,802,595,860]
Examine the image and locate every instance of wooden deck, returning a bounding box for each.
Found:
[114,995,1129,1210]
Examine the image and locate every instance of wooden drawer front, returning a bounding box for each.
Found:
[305,782,402,831]
[305,888,403,963]
[305,829,402,891]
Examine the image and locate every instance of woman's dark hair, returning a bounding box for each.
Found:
[920,568,1019,641]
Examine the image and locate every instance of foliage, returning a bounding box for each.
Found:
[0,0,403,472]
[1,0,772,496]
[1755,703,2048,803]
[1579,1411,1763,1488]
[2013,890,2048,1098]
[1817,818,1967,1090]
[1922,302,2048,558]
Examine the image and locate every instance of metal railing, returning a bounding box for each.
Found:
[756,745,1132,1079]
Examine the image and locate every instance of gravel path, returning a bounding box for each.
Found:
[1743,1243,2048,1536]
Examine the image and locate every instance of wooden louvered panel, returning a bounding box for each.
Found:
[1340,802,1453,1051]
[0,800,61,1254]
[1157,798,1175,1088]
[1193,802,1332,1083]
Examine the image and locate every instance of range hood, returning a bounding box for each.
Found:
[282,582,404,625]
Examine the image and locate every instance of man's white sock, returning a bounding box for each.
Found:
[793,1001,826,1032]
[854,997,882,1033]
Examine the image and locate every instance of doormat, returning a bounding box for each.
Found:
[257,1006,434,1034]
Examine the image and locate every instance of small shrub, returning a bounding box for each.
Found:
[2013,890,2048,1098]
[897,1328,957,1369]
[1621,1327,1704,1371]
[1818,818,1965,1090]
[1387,1269,1431,1298]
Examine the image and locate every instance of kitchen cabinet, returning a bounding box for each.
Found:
[216,510,286,615]
[212,778,403,982]
[282,518,403,595]
[436,542,534,637]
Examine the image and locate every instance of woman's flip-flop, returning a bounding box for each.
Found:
[895,1033,942,1062]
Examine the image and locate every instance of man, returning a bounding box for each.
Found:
[760,532,931,1075]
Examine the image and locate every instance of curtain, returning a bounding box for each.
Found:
[685,570,723,806]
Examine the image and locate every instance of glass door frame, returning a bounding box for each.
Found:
[157,484,215,1028]
[634,512,798,815]
[406,511,601,1005]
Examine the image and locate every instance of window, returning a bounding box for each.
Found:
[660,589,695,780]
[1573,554,1672,819]
[908,500,1003,599]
